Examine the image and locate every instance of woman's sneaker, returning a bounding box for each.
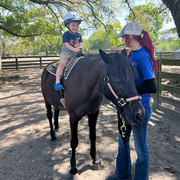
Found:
[54,83,64,90]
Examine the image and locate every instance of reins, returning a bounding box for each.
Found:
[104,65,141,143]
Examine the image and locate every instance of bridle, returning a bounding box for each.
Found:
[104,65,141,143]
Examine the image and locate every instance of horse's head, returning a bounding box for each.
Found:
[99,49,145,126]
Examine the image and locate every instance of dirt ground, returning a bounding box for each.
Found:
[0,68,180,180]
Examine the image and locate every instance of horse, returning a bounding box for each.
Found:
[41,49,145,177]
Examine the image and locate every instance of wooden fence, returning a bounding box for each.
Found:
[1,56,59,70]
[156,51,180,59]
[152,58,180,115]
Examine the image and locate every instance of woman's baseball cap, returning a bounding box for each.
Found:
[115,22,143,39]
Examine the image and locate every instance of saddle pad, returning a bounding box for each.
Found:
[46,56,84,79]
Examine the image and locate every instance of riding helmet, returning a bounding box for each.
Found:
[64,12,82,27]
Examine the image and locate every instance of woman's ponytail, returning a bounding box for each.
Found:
[141,30,158,73]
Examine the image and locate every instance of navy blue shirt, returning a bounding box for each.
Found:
[129,47,155,110]
[61,31,83,57]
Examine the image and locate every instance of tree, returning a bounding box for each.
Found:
[0,0,62,37]
[88,30,114,52]
[123,0,180,38]
[0,0,120,37]
[162,0,180,38]
[126,3,163,42]
[86,22,124,52]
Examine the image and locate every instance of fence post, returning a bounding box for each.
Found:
[153,59,161,110]
[16,57,18,70]
[39,56,42,68]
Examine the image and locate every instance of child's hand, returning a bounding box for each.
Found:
[74,48,81,53]
[79,47,84,52]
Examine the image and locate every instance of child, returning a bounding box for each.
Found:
[54,12,84,90]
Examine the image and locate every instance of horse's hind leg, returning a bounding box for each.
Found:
[88,110,103,170]
[54,108,59,131]
[45,99,57,140]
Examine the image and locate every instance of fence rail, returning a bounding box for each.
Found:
[1,56,59,70]
[156,51,180,59]
[152,58,180,115]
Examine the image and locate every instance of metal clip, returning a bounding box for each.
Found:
[118,98,126,107]
[120,118,126,137]
[104,76,109,82]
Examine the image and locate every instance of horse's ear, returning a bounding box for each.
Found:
[121,49,127,58]
[99,49,110,64]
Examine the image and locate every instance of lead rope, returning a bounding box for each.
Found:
[117,110,126,144]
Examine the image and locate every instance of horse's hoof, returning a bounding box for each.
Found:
[51,136,57,141]
[54,128,59,132]
[50,131,57,140]
[93,161,103,170]
[68,173,81,180]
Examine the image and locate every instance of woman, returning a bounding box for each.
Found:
[111,22,158,180]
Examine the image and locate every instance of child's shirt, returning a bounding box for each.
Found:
[61,31,83,57]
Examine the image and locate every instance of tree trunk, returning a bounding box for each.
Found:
[162,0,180,38]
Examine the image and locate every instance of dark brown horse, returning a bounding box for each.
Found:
[41,49,145,176]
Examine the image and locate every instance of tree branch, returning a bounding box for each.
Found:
[85,0,107,30]
[0,4,19,16]
[125,0,136,21]
[45,4,63,36]
[0,25,42,37]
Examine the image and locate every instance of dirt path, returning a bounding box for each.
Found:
[0,69,180,180]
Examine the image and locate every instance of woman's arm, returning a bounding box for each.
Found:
[136,78,157,94]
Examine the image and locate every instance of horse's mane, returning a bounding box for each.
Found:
[113,52,137,81]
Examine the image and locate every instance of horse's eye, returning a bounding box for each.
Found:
[109,74,122,84]
[111,77,122,84]
[114,79,122,84]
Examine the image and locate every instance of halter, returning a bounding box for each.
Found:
[104,65,141,109]
[104,65,141,143]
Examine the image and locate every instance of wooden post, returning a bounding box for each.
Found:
[40,56,42,68]
[16,57,18,70]
[153,59,161,110]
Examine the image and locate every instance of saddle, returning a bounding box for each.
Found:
[46,54,85,80]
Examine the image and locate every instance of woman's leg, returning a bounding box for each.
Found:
[133,105,152,180]
[114,127,132,180]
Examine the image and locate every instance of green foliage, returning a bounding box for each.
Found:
[0,0,61,37]
[85,22,124,53]
[0,0,122,55]
[4,35,63,56]
[126,3,164,42]
[0,0,121,37]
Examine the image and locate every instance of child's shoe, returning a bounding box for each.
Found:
[54,83,64,90]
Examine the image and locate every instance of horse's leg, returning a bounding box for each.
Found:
[88,110,103,170]
[69,116,80,175]
[45,99,57,140]
[54,108,59,131]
